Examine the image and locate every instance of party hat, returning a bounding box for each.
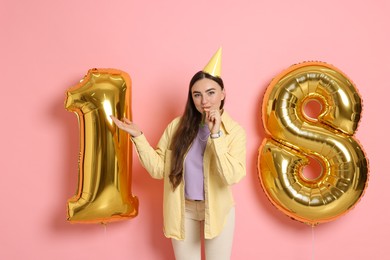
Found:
[203,47,222,77]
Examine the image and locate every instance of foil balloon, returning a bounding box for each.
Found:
[65,68,138,223]
[258,61,368,226]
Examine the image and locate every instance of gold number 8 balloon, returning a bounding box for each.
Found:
[258,62,368,226]
[64,68,138,223]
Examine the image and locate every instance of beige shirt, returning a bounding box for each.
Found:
[131,111,246,240]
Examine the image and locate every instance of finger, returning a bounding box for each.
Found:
[207,112,213,122]
[111,116,127,129]
[123,118,132,124]
[111,116,121,124]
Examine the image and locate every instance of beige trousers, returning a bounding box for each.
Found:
[171,200,235,260]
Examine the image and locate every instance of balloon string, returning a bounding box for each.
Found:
[311,225,315,260]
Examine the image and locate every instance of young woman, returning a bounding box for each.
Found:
[111,48,246,260]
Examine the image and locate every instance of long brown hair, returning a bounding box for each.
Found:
[169,71,225,190]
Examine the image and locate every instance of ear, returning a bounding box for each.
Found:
[221,88,226,100]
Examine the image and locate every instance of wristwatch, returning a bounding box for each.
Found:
[210,130,222,139]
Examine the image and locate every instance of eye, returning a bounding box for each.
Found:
[193,93,201,98]
[207,91,215,96]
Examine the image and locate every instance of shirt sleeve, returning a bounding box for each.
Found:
[211,124,247,185]
[131,122,173,180]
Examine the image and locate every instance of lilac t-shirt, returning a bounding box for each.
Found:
[184,125,210,200]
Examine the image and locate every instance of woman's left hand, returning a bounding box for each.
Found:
[204,108,221,134]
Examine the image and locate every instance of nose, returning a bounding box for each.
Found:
[201,95,208,105]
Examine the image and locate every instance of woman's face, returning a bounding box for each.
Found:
[191,78,225,113]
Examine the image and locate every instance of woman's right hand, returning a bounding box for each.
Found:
[110,115,143,137]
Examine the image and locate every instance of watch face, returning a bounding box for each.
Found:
[211,131,222,138]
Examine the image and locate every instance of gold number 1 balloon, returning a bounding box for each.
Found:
[258,62,368,226]
[65,68,138,223]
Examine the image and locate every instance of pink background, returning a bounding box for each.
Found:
[1,0,389,259]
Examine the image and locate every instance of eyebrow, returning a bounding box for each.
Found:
[192,87,216,94]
